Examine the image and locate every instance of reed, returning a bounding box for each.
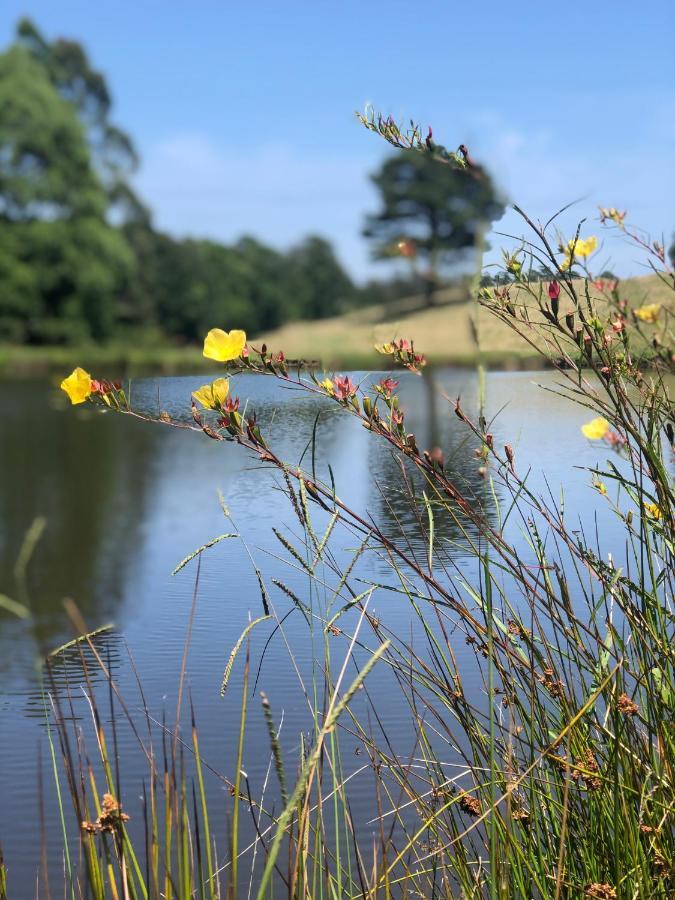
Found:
[9,121,673,898]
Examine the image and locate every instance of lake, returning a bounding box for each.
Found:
[0,369,624,894]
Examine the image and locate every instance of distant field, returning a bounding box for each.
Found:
[256,274,673,370]
[1,274,671,377]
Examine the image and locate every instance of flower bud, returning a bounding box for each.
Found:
[505,444,515,470]
[548,281,561,301]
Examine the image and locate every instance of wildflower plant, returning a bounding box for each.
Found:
[43,119,675,898]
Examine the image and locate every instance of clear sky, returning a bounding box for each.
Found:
[3,1,674,280]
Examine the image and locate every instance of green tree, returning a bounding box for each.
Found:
[0,19,367,347]
[120,229,292,340]
[364,150,505,305]
[285,236,355,319]
[0,44,133,342]
[233,237,290,332]
[16,17,149,225]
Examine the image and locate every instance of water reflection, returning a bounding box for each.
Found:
[23,629,124,720]
[368,367,496,558]
[0,369,628,892]
[0,383,164,691]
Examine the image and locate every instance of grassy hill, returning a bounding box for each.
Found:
[1,274,670,377]
[256,274,672,370]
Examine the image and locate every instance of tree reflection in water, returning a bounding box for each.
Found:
[367,367,497,562]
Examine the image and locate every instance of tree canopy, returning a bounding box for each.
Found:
[0,19,367,347]
[0,42,134,342]
[364,150,505,304]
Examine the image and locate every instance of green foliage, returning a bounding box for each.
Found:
[365,149,505,303]
[0,19,366,350]
[0,41,133,342]
[38,118,674,897]
[43,194,674,894]
[285,235,356,319]
[0,218,133,342]
[16,17,147,224]
[0,45,103,220]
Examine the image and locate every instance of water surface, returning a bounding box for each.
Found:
[0,370,621,893]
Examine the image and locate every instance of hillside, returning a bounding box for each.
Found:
[256,274,673,370]
[1,275,670,377]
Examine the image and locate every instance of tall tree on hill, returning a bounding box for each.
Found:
[364,150,505,306]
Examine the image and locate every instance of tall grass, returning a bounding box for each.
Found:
[6,122,674,897]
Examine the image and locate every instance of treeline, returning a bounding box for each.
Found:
[118,229,360,343]
[0,20,511,348]
[0,20,383,346]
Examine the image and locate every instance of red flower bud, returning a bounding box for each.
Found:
[548,281,561,301]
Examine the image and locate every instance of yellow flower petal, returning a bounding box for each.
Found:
[563,235,598,267]
[581,417,610,440]
[60,367,93,405]
[320,378,334,394]
[566,235,598,258]
[192,377,230,409]
[643,502,662,520]
[203,329,247,362]
[634,303,661,324]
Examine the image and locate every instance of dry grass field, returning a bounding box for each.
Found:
[1,274,670,376]
[257,274,672,369]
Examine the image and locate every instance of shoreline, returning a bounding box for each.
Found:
[0,342,549,379]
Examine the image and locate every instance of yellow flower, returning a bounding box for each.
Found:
[593,479,607,496]
[643,502,662,520]
[570,236,598,258]
[581,417,610,440]
[192,377,230,409]
[320,378,334,394]
[374,343,394,354]
[203,329,247,362]
[634,303,661,324]
[561,235,598,269]
[60,367,93,405]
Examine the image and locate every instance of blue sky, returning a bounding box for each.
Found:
[3,1,674,279]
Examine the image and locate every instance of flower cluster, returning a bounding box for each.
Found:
[598,206,626,226]
[374,377,398,399]
[81,793,129,836]
[319,375,357,402]
[374,338,426,373]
